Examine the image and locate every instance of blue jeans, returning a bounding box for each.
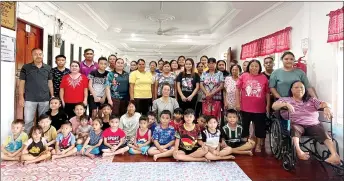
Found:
[24,101,49,133]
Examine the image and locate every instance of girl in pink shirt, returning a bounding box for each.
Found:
[235,60,270,152]
[68,104,93,134]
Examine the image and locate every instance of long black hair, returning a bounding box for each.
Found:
[288,80,311,102]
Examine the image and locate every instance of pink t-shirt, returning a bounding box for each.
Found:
[102,128,126,146]
[69,116,93,133]
[236,73,269,113]
[278,97,322,126]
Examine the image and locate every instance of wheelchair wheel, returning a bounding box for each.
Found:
[269,119,282,159]
[282,154,295,171]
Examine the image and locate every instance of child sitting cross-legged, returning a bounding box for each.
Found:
[77,118,103,159]
[51,121,78,160]
[21,126,51,165]
[173,109,208,162]
[100,115,129,157]
[76,115,93,146]
[38,114,57,150]
[128,116,152,155]
[1,119,28,161]
[220,109,255,156]
[169,108,183,130]
[198,116,235,161]
[147,110,176,161]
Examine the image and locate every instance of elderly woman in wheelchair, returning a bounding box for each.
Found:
[272,80,341,165]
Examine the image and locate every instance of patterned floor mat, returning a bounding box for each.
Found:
[1,157,251,181]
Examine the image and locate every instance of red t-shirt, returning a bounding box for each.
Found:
[60,74,89,103]
[102,128,126,146]
[169,120,183,130]
[236,72,269,113]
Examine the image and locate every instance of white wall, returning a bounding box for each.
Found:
[17,2,122,66]
[1,2,123,140]
[198,2,343,158]
[1,27,16,140]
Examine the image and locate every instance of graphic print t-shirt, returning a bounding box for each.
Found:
[176,73,200,97]
[152,125,175,145]
[236,73,269,113]
[156,73,176,97]
[25,138,47,156]
[88,70,109,97]
[102,128,126,146]
[175,124,201,151]
[200,71,224,100]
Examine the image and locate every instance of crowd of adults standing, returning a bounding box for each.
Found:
[20,48,316,153]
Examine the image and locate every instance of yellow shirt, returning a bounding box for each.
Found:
[129,70,154,98]
[2,132,28,152]
[194,67,208,73]
[43,126,57,142]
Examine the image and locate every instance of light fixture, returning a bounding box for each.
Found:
[184,35,188,39]
[131,33,136,37]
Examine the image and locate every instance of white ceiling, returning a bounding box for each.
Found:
[54,2,277,60]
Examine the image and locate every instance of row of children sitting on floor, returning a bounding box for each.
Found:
[2,105,256,164]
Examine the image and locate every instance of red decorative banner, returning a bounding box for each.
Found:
[240,27,292,59]
[327,7,344,43]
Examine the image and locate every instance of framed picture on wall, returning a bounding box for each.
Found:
[0,2,17,31]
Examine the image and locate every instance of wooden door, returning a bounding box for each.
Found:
[15,19,43,119]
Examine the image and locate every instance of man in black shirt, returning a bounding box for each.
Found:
[19,48,54,133]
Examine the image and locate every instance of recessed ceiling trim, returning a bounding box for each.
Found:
[209,9,241,33]
[223,2,284,39]
[78,3,109,30]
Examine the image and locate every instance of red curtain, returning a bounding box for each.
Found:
[240,27,292,59]
[240,40,261,60]
[327,7,344,43]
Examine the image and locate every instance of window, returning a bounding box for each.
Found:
[70,44,74,61]
[47,35,53,67]
[60,40,65,55]
[79,47,82,62]
[335,40,343,125]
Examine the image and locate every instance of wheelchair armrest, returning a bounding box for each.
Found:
[319,120,331,123]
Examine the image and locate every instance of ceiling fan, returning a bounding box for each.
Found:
[156,20,178,36]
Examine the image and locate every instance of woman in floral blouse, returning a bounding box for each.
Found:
[200,58,224,122]
[224,64,242,110]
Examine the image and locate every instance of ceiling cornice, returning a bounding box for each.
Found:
[222,2,284,39]
[78,3,109,30]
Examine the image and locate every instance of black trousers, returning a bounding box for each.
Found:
[241,111,267,138]
[134,98,152,115]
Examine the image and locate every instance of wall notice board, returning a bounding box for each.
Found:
[1,2,17,30]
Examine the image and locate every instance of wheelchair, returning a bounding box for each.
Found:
[268,108,344,176]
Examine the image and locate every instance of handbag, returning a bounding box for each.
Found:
[202,100,222,118]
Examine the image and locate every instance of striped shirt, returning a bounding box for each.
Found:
[221,124,242,145]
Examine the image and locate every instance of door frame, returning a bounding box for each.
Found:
[14,18,44,120]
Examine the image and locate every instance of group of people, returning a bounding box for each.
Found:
[1,48,341,166]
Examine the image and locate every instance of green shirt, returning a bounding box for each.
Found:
[269,68,310,97]
[105,71,130,100]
